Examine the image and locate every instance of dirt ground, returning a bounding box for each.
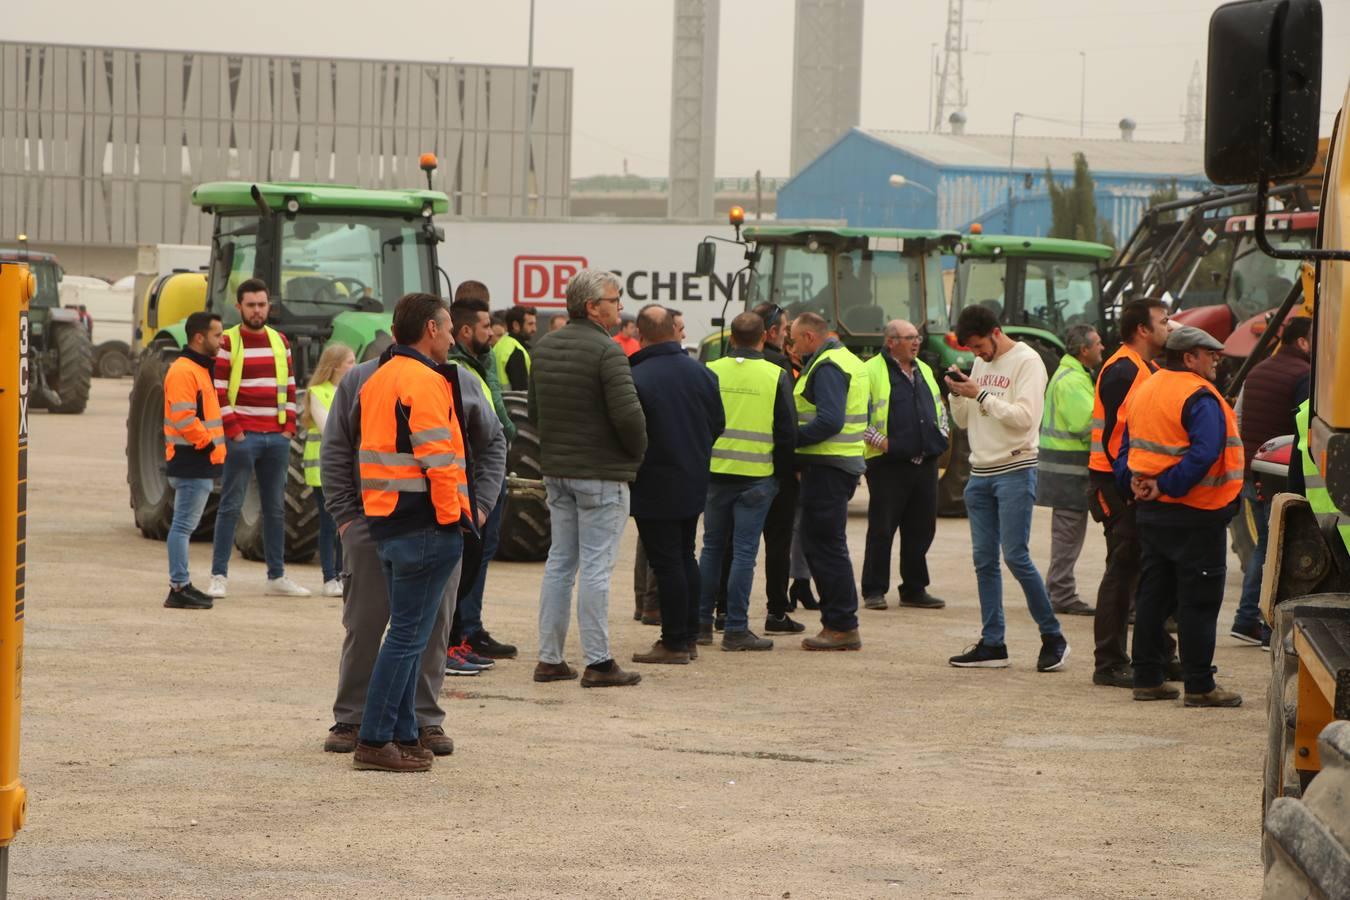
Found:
[11,381,1269,898]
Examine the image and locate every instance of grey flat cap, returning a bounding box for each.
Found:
[1166,325,1225,352]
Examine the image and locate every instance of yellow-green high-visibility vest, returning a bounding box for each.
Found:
[225,324,289,424]
[302,380,337,487]
[493,334,531,388]
[795,344,869,460]
[863,353,944,461]
[450,358,490,397]
[1295,399,1350,554]
[708,355,783,477]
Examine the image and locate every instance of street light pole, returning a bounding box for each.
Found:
[1079,51,1087,137]
[520,0,536,217]
[1007,112,1022,233]
[928,43,937,132]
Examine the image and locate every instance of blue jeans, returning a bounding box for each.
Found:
[537,478,629,666]
[167,476,213,588]
[1235,480,1269,629]
[211,431,291,580]
[359,527,463,745]
[458,481,507,639]
[963,468,1061,646]
[698,477,779,631]
[312,487,343,583]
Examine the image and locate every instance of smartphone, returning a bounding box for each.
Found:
[947,369,969,383]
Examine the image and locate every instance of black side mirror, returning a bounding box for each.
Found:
[695,241,717,277]
[1204,0,1322,185]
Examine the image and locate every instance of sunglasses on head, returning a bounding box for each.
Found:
[763,304,786,330]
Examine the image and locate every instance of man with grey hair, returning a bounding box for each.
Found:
[529,268,648,688]
[1035,323,1103,617]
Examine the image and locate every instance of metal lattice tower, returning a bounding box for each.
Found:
[789,0,864,176]
[1183,60,1204,144]
[933,0,967,132]
[668,0,720,219]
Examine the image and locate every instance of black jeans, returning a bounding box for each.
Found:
[634,516,701,652]
[713,474,798,619]
[1092,472,1140,673]
[1132,519,1227,694]
[798,465,861,632]
[861,458,937,600]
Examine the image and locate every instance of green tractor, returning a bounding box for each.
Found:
[0,248,93,415]
[126,178,479,561]
[695,223,1114,515]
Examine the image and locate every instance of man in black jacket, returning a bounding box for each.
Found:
[629,305,725,664]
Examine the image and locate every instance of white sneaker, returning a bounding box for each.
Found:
[264,576,312,597]
[206,575,227,599]
[322,579,343,597]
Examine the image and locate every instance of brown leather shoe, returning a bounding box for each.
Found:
[632,640,690,665]
[324,722,358,753]
[397,741,435,763]
[419,725,455,756]
[1184,686,1243,708]
[581,663,642,687]
[353,741,432,772]
[1133,684,1181,702]
[801,628,862,651]
[533,661,579,682]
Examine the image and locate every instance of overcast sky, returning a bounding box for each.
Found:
[10,0,1350,178]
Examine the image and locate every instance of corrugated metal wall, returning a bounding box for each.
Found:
[0,42,573,246]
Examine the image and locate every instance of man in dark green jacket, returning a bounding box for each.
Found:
[529,268,648,688]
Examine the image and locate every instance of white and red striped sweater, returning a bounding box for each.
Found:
[214,328,298,438]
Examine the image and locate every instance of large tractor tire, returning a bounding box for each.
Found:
[232,432,319,564]
[48,322,93,413]
[495,390,551,562]
[94,341,133,379]
[125,347,218,540]
[937,419,970,518]
[1263,720,1350,898]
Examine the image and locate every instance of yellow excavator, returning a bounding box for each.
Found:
[1206,1,1350,895]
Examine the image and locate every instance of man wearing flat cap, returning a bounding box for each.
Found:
[1113,325,1245,708]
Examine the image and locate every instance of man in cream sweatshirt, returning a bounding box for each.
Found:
[944,305,1069,672]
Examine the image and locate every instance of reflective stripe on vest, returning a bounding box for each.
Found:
[1125,369,1244,510]
[863,354,944,460]
[493,334,530,387]
[794,345,869,460]
[1088,344,1150,472]
[302,381,337,487]
[1040,355,1094,451]
[225,324,289,424]
[708,355,782,477]
[1295,399,1350,553]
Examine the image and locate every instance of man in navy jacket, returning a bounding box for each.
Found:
[629,305,725,664]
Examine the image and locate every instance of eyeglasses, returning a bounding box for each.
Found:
[895,333,922,341]
[591,292,623,307]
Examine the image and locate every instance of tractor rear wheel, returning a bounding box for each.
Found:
[495,391,551,562]
[232,432,320,564]
[95,341,133,378]
[937,418,970,518]
[125,347,218,540]
[49,322,93,413]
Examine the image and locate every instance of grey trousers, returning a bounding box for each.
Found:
[331,517,461,728]
[1046,507,1089,609]
[789,505,810,581]
[634,539,659,616]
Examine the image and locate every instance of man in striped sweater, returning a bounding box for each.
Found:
[207,278,311,598]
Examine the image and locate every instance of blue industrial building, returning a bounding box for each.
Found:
[776,128,1210,240]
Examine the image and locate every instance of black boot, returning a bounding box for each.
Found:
[789,578,819,611]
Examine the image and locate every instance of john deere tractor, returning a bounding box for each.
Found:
[126,179,454,560]
[0,248,92,415]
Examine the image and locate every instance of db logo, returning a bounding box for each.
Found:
[514,256,588,306]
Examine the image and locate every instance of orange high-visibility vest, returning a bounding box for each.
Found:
[164,354,226,466]
[1088,344,1152,473]
[358,350,470,529]
[1124,368,1244,510]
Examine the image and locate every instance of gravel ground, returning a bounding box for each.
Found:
[11,381,1268,898]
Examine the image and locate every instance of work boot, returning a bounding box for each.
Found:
[899,592,946,609]
[863,595,888,611]
[164,585,213,610]
[533,661,579,683]
[697,623,714,646]
[1053,598,1095,616]
[418,726,455,757]
[722,630,773,651]
[581,661,642,688]
[1164,659,1185,682]
[764,613,806,634]
[1132,684,1181,702]
[641,608,663,627]
[632,641,691,665]
[324,723,359,753]
[353,742,432,772]
[802,628,861,651]
[789,578,820,611]
[468,630,518,659]
[714,612,726,632]
[1092,665,1134,688]
[1184,686,1243,708]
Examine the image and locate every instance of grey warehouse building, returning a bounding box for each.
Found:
[0,41,572,273]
